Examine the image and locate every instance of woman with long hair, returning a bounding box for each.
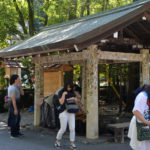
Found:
[131,84,150,150]
[55,82,78,149]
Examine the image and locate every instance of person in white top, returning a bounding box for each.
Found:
[132,84,150,150]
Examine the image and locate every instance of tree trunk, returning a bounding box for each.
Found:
[102,0,105,11]
[13,0,28,36]
[86,0,90,15]
[44,15,48,26]
[106,0,109,10]
[27,0,35,36]
[80,0,86,17]
[43,0,50,26]
[80,0,91,17]
[69,0,77,20]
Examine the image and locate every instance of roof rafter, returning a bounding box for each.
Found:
[144,12,150,21]
[124,28,143,44]
[137,21,150,34]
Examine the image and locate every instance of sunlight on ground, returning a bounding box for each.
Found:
[0,122,7,130]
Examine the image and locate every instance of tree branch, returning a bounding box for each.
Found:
[27,0,35,36]
[13,0,28,36]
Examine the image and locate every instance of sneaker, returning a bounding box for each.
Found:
[55,141,61,148]
[70,143,77,150]
[10,135,19,139]
[18,132,24,137]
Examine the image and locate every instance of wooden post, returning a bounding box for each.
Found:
[81,61,87,111]
[86,45,99,139]
[140,49,150,85]
[34,57,44,126]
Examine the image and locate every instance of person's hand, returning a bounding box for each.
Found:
[67,97,75,100]
[145,121,150,126]
[18,78,22,87]
[144,120,150,126]
[63,92,68,96]
[14,109,18,115]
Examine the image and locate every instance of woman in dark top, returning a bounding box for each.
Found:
[55,82,78,149]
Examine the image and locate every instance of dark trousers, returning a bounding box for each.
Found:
[9,102,21,136]
[54,106,60,129]
[8,109,11,127]
[53,95,60,129]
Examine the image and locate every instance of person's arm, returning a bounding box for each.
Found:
[11,94,18,115]
[59,92,67,105]
[19,80,24,96]
[67,97,75,100]
[67,96,78,105]
[19,86,24,96]
[133,110,150,126]
[74,97,78,104]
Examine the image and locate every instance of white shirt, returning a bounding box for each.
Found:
[133,92,150,121]
[131,92,150,150]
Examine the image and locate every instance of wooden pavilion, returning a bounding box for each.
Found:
[0,0,150,139]
[1,60,22,79]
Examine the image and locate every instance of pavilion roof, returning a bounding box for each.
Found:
[0,0,150,58]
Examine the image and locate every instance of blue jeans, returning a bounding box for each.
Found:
[9,101,21,136]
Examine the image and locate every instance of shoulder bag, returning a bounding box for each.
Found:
[65,99,79,113]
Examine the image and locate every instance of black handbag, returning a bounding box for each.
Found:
[65,99,79,113]
[136,119,150,141]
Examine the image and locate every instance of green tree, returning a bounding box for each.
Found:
[0,0,135,89]
[0,61,5,89]
[18,57,35,89]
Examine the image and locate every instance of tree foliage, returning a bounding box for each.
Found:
[0,0,134,89]
[0,61,5,89]
[0,0,133,49]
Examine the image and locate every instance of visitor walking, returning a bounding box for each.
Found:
[55,82,78,149]
[53,87,63,131]
[128,84,150,150]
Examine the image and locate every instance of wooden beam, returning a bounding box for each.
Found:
[33,51,86,64]
[43,60,83,65]
[34,62,44,126]
[144,12,150,22]
[124,28,143,44]
[86,45,99,139]
[106,38,139,45]
[98,59,129,64]
[140,49,150,85]
[33,50,144,65]
[81,61,87,111]
[137,21,150,34]
[97,51,143,62]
